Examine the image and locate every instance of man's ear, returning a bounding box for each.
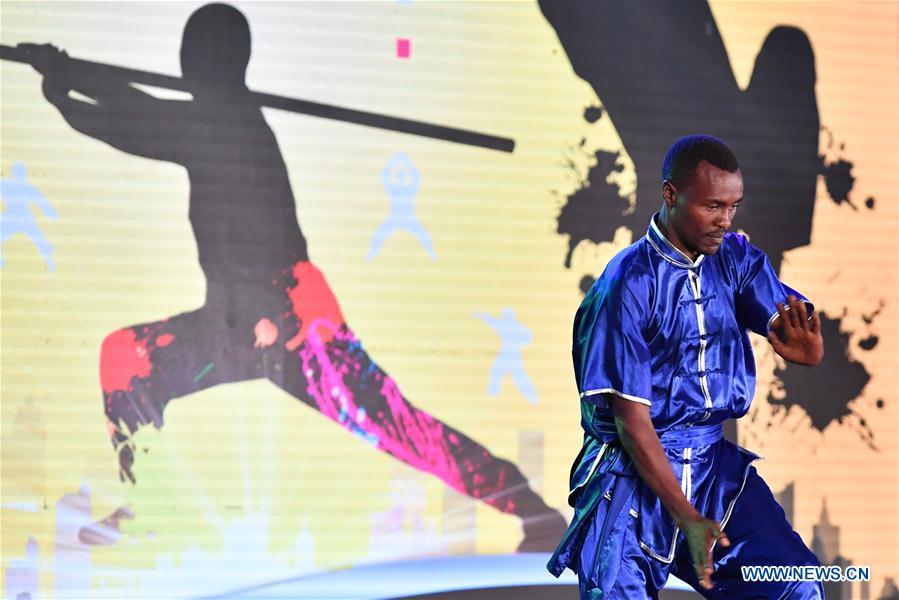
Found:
[662,180,678,208]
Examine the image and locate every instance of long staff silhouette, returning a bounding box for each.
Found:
[1,43,515,153]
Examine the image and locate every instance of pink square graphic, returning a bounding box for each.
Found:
[396,38,410,59]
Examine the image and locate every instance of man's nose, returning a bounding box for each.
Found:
[716,212,732,230]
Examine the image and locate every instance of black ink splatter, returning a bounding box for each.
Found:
[858,335,878,350]
[865,197,875,209]
[819,155,856,209]
[768,313,875,448]
[579,275,596,296]
[557,150,628,268]
[583,106,603,123]
[862,299,885,325]
[876,399,884,409]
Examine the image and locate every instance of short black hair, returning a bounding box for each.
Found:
[662,135,739,189]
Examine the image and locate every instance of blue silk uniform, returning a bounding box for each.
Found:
[547,216,824,599]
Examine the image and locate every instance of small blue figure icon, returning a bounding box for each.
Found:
[1,162,58,271]
[474,308,538,404]
[367,153,436,260]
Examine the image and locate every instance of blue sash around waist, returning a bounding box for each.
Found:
[657,423,724,449]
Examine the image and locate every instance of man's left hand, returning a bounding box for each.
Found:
[17,43,70,75]
[767,295,824,366]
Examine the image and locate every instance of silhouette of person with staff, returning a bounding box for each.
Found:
[23,2,564,551]
[539,0,820,274]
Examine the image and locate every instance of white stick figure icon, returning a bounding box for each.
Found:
[474,308,538,404]
[367,153,436,260]
[1,162,58,271]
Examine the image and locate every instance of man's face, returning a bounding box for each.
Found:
[663,160,744,257]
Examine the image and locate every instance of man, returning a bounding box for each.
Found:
[548,135,825,598]
[23,3,564,550]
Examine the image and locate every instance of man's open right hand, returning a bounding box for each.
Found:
[679,515,730,590]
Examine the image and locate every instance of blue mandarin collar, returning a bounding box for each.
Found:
[646,214,705,269]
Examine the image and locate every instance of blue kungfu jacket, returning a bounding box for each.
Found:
[547,214,811,589]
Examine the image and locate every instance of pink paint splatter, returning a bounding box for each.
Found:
[397,38,410,59]
[156,333,174,347]
[254,318,279,348]
[298,328,465,493]
[100,329,151,393]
